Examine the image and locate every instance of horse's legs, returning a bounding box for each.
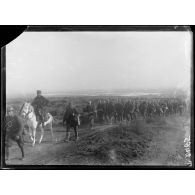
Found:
[21,132,25,144]
[29,126,33,141]
[50,123,54,141]
[5,143,9,161]
[16,138,24,160]
[32,127,36,147]
[39,125,44,144]
[73,126,78,141]
[65,126,70,142]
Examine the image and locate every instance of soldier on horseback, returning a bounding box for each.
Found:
[31,90,49,127]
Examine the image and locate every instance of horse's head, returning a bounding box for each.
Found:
[20,102,34,118]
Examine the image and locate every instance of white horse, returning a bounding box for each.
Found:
[19,102,54,146]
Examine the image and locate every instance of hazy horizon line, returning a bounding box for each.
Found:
[6,87,186,98]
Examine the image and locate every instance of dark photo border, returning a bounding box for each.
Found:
[1,25,194,170]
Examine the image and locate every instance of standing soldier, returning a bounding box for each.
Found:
[5,106,25,161]
[115,98,124,123]
[84,101,95,129]
[63,102,79,142]
[102,100,108,123]
[31,90,49,127]
[96,100,104,122]
[123,100,130,123]
[104,99,110,124]
[128,100,135,121]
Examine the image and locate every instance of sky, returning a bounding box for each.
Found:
[6,31,192,96]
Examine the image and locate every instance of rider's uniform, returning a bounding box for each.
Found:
[31,95,49,125]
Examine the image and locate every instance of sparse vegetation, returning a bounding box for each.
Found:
[5,95,190,166]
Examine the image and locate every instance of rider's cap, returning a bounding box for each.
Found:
[7,106,14,112]
[37,90,42,95]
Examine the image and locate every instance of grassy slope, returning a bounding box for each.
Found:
[50,115,189,166]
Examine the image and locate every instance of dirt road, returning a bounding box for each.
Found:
[5,115,191,166]
[5,124,116,165]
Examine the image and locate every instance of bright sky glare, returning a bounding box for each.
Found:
[6,31,192,96]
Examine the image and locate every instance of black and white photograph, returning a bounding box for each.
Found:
[2,26,193,168]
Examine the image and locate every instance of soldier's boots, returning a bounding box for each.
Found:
[64,132,79,142]
[64,132,70,142]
